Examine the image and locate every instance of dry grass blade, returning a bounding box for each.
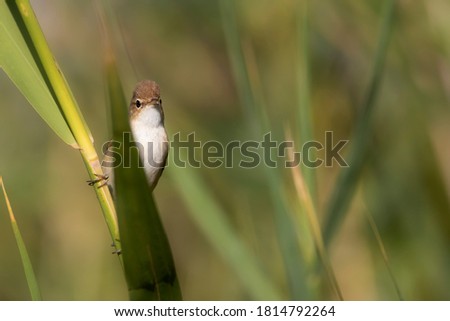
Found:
[285,129,343,300]
[365,210,403,300]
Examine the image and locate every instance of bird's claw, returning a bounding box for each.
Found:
[112,249,122,255]
[110,242,121,255]
[87,173,109,188]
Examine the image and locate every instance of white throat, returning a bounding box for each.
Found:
[130,106,168,189]
[132,105,163,129]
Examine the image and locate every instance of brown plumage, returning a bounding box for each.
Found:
[129,80,162,121]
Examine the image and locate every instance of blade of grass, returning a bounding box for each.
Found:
[285,129,343,300]
[6,0,93,143]
[220,0,310,299]
[364,209,403,300]
[323,0,396,246]
[0,1,75,146]
[0,177,42,301]
[296,0,316,203]
[106,51,181,301]
[291,1,318,274]
[7,0,119,253]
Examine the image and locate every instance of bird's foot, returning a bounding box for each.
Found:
[87,173,109,188]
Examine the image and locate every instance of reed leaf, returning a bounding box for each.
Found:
[106,53,182,301]
[0,1,74,145]
[2,0,119,254]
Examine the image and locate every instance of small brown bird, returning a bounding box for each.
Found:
[101,80,168,192]
[129,80,168,190]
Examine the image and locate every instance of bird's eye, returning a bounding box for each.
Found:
[159,98,162,105]
[135,99,142,108]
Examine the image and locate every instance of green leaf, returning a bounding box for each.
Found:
[0,177,42,301]
[106,55,182,301]
[296,0,316,202]
[322,0,396,246]
[4,0,119,257]
[0,1,75,146]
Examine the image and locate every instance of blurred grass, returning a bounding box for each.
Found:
[0,177,41,300]
[323,0,396,246]
[168,161,283,300]
[296,0,316,202]
[0,0,449,300]
[220,0,309,300]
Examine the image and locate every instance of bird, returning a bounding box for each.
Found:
[95,80,168,194]
[128,80,168,191]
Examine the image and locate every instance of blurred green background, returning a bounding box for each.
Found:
[1,0,450,300]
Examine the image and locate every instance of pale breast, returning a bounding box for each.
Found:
[130,115,168,189]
